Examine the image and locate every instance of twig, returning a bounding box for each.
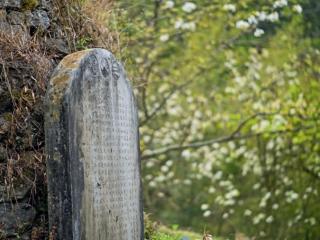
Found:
[141,113,313,159]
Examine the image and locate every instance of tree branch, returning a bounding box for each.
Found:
[141,113,313,159]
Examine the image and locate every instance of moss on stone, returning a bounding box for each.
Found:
[22,0,39,10]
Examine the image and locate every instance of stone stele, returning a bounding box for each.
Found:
[45,48,143,240]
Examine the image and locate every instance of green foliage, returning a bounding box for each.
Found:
[76,37,92,50]
[146,223,204,240]
[114,0,320,239]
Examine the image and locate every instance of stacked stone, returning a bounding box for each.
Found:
[0,0,68,238]
[0,0,50,36]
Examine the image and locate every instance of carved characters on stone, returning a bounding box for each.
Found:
[84,54,99,76]
[45,48,143,240]
[99,56,120,81]
[101,57,111,78]
[111,57,121,80]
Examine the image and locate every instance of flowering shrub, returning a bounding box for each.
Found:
[115,1,320,239]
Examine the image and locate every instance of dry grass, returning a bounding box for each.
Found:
[82,0,121,53]
[0,0,119,199]
[52,0,120,53]
[0,31,51,187]
[0,30,51,238]
[0,1,121,238]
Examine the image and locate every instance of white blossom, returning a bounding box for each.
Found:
[149,181,156,187]
[145,174,152,180]
[183,179,192,185]
[166,160,173,167]
[244,209,252,216]
[181,21,196,31]
[223,4,236,12]
[222,213,229,219]
[213,171,223,180]
[175,19,184,29]
[310,218,317,226]
[273,0,288,8]
[253,213,265,224]
[268,12,279,22]
[203,210,211,217]
[267,140,275,150]
[254,28,264,37]
[157,192,165,197]
[167,171,174,178]
[182,2,197,13]
[293,4,303,14]
[201,203,209,210]
[161,165,169,172]
[260,231,266,237]
[135,57,143,63]
[285,190,299,202]
[219,180,232,187]
[146,161,154,168]
[248,15,258,25]
[164,0,175,9]
[220,147,228,154]
[257,11,267,21]
[159,34,169,42]
[236,20,250,30]
[156,175,166,182]
[228,141,236,149]
[306,187,313,193]
[224,199,236,206]
[213,143,220,149]
[182,149,191,159]
[225,189,240,199]
[266,215,274,223]
[208,187,216,193]
[253,183,260,190]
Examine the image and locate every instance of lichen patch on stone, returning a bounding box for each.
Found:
[60,49,90,69]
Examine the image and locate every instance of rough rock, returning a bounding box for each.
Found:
[39,0,51,9]
[0,203,36,238]
[45,38,69,54]
[27,9,49,29]
[0,0,22,9]
[7,10,25,25]
[0,183,32,203]
[0,20,24,35]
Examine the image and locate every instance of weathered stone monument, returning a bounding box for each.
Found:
[45,49,143,239]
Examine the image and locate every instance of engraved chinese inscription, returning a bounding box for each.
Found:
[45,49,143,240]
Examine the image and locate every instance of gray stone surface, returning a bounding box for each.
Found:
[7,10,25,25]
[45,38,69,54]
[0,0,22,9]
[45,48,144,240]
[0,183,32,202]
[39,0,51,9]
[27,10,50,29]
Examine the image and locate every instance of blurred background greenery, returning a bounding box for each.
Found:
[106,0,320,239]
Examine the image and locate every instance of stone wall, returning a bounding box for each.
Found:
[0,0,68,238]
[0,0,50,34]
